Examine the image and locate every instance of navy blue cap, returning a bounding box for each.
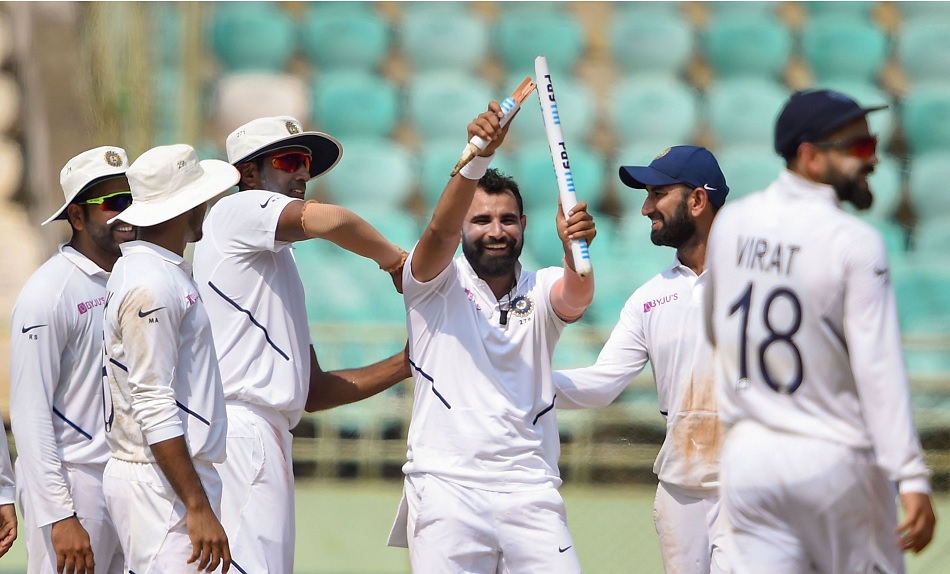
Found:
[618,145,729,208]
[774,89,887,159]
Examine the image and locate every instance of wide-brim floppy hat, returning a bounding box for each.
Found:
[226,115,343,178]
[109,144,240,227]
[44,145,129,225]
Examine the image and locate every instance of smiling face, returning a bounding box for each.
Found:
[242,146,312,199]
[641,183,698,248]
[461,187,525,280]
[66,176,136,269]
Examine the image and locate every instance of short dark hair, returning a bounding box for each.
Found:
[477,168,523,216]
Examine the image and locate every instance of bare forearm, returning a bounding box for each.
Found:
[150,436,212,513]
[302,202,404,269]
[306,347,410,412]
[412,172,481,282]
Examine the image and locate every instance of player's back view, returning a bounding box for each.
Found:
[703,89,935,574]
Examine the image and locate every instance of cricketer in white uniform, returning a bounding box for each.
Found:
[553,145,731,574]
[193,116,409,572]
[102,144,239,573]
[0,406,16,557]
[388,103,597,573]
[703,89,936,573]
[10,146,133,573]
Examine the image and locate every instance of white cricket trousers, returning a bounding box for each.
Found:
[721,420,904,574]
[653,481,730,574]
[17,460,124,574]
[215,402,295,573]
[402,473,581,574]
[103,457,223,573]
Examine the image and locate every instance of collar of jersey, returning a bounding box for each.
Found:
[59,243,110,277]
[119,240,187,267]
[776,169,841,208]
[458,255,524,298]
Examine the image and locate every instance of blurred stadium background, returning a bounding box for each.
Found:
[0,1,949,572]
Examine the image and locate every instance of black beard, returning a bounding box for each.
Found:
[650,194,697,248]
[462,238,523,278]
[827,165,874,211]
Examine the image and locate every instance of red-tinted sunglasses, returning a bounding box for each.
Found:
[813,135,878,160]
[79,191,133,212]
[270,151,312,173]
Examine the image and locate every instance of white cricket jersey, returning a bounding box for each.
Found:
[9,245,112,526]
[402,250,567,491]
[704,169,930,494]
[193,190,310,428]
[103,241,227,464]
[555,258,719,492]
[0,407,13,505]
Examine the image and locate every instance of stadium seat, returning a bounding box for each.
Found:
[506,73,596,147]
[901,83,950,156]
[416,144,516,211]
[317,137,416,213]
[609,11,693,79]
[896,18,950,85]
[399,8,488,74]
[704,77,789,148]
[713,145,785,201]
[802,1,875,20]
[815,79,895,149]
[801,17,887,85]
[311,72,399,139]
[907,151,950,224]
[298,250,407,326]
[863,158,904,223]
[405,72,493,144]
[609,77,700,148]
[913,216,950,257]
[210,4,296,72]
[494,12,584,78]
[893,263,950,336]
[705,1,776,17]
[512,142,607,216]
[899,2,950,21]
[298,8,390,73]
[701,14,793,80]
[210,72,311,136]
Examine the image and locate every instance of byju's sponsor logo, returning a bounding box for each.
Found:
[643,293,678,313]
[78,296,107,315]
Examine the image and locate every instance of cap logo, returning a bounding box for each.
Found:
[703,184,717,191]
[104,150,123,167]
[177,160,186,169]
[286,121,300,135]
[654,147,671,160]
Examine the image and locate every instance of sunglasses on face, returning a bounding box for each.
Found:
[270,151,312,174]
[813,135,878,160]
[79,191,133,212]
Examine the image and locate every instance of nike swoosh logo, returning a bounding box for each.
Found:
[874,267,889,276]
[138,307,165,318]
[21,324,47,333]
[559,546,572,553]
[260,196,277,208]
[703,184,717,191]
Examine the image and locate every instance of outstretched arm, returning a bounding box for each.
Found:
[305,343,411,412]
[411,102,514,283]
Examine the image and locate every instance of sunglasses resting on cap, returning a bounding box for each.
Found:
[78,190,134,213]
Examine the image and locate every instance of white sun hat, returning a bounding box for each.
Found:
[225,115,343,178]
[110,144,240,227]
[43,145,129,225]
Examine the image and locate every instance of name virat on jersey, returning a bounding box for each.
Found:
[736,236,801,277]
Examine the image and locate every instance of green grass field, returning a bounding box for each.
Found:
[1,480,947,573]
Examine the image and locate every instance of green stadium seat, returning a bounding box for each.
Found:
[896,18,950,85]
[803,1,874,20]
[801,17,887,84]
[899,2,950,20]
[901,83,950,156]
[908,151,950,224]
[609,11,693,78]
[298,9,390,73]
[609,77,700,147]
[311,72,399,139]
[704,78,789,148]
[893,263,950,336]
[705,1,777,17]
[862,158,904,223]
[701,15,792,80]
[405,72,493,144]
[210,4,296,72]
[713,145,785,201]
[913,217,950,257]
[512,142,607,216]
[317,137,416,213]
[494,12,584,78]
[506,74,596,147]
[416,144,516,210]
[399,9,488,73]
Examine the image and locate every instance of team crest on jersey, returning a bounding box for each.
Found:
[510,294,534,319]
[104,150,123,167]
[654,147,671,160]
[286,121,300,135]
